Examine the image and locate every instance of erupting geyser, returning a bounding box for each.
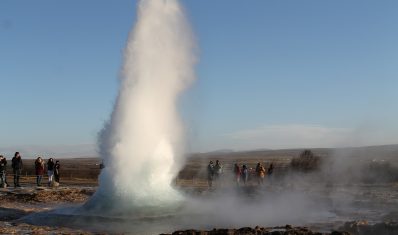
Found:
[89,0,196,210]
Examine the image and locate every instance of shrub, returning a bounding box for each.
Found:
[291,149,321,172]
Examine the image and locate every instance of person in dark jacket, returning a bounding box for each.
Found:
[268,163,274,175]
[207,161,214,188]
[267,163,274,184]
[11,152,23,187]
[47,158,55,187]
[241,165,249,185]
[54,160,60,184]
[35,157,45,186]
[0,155,7,188]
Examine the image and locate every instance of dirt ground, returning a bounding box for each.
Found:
[0,184,97,234]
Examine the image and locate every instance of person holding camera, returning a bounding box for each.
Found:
[11,152,23,187]
[35,157,45,186]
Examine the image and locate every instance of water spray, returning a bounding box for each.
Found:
[87,0,196,211]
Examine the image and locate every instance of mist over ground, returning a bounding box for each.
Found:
[170,144,398,229]
[1,144,397,234]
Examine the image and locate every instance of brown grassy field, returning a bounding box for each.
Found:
[2,144,397,187]
[3,148,304,188]
[2,158,101,186]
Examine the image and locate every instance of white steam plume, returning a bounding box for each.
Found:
[92,0,196,209]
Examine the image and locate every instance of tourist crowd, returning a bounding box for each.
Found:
[207,160,274,188]
[0,152,61,188]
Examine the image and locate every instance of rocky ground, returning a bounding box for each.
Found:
[166,222,398,235]
[166,225,349,235]
[0,186,97,234]
[1,186,94,203]
[0,221,97,235]
[1,186,398,234]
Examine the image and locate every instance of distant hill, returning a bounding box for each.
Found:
[190,144,398,161]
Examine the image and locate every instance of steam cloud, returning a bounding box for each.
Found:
[91,0,196,209]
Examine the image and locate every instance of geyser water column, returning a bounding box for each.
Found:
[91,0,196,210]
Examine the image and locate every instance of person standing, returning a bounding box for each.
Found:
[11,152,23,187]
[0,155,7,188]
[241,165,249,185]
[3,157,9,187]
[267,163,274,184]
[214,160,223,180]
[47,158,55,187]
[54,160,60,185]
[255,162,266,185]
[207,161,214,188]
[233,163,241,186]
[35,157,45,186]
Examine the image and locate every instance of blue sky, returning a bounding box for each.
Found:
[1,0,398,157]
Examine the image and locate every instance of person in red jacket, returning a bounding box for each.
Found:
[35,157,45,186]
